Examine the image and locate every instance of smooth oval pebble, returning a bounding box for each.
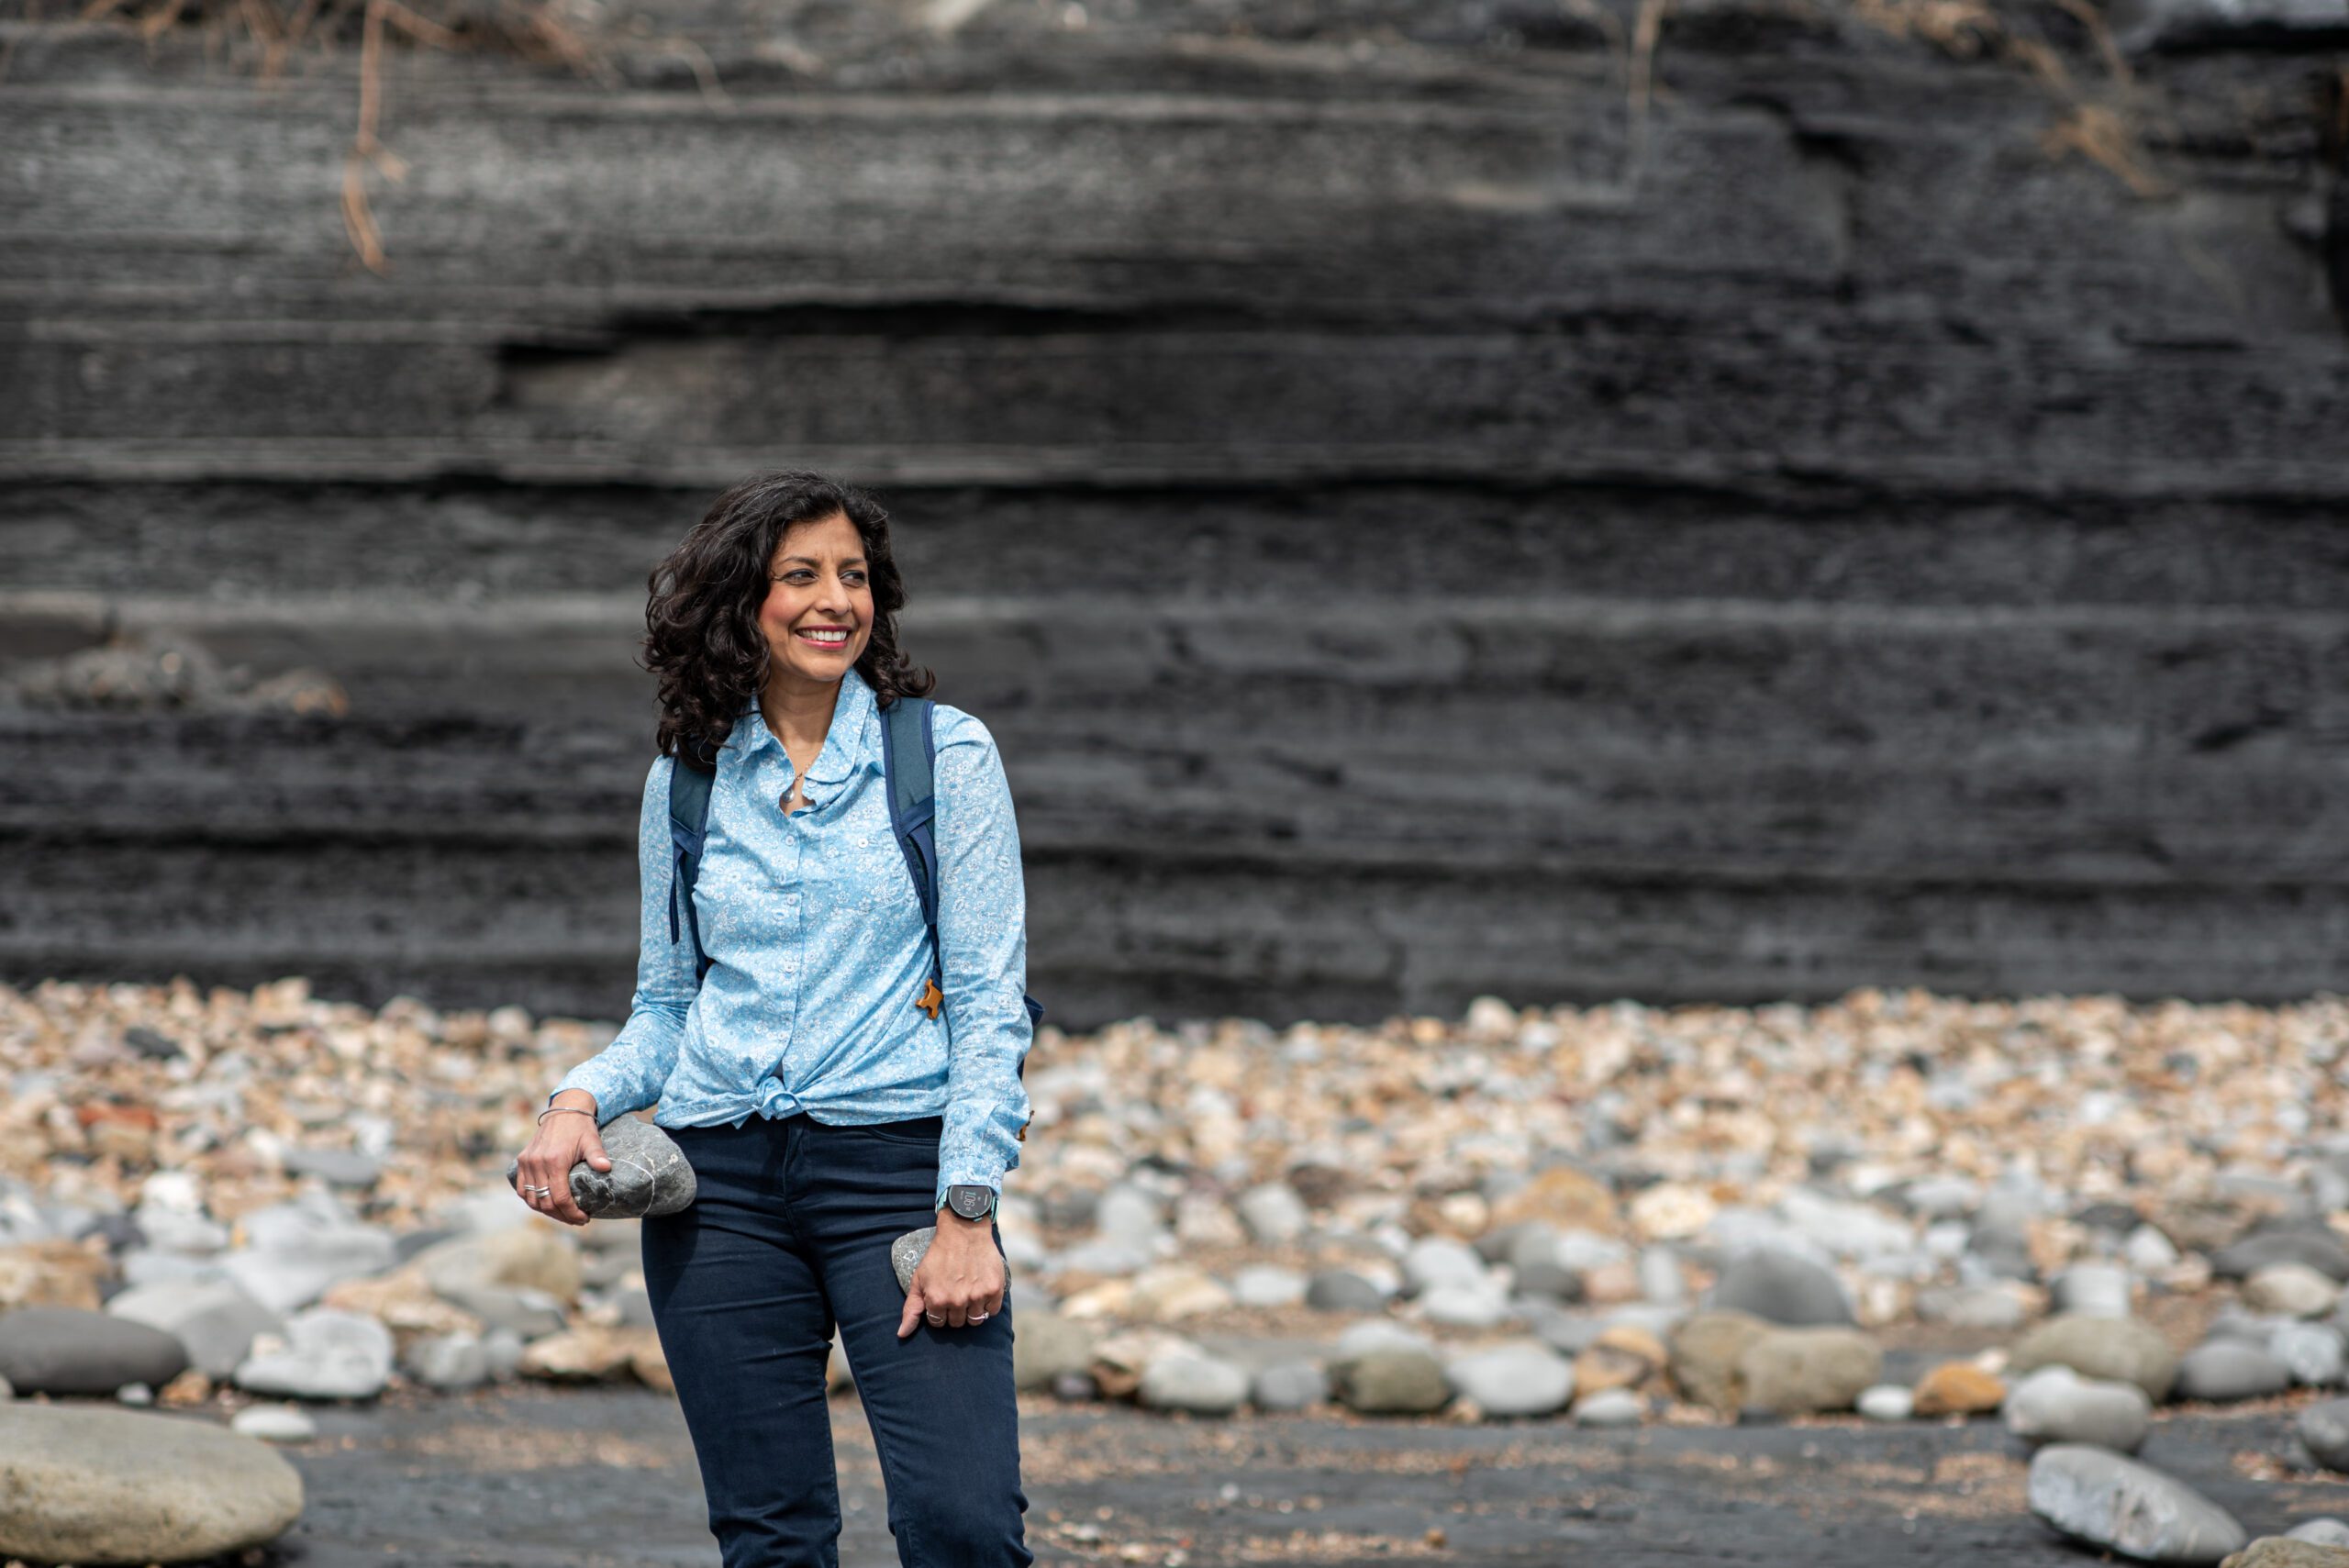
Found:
[1445,1344,1575,1418]
[1138,1351,1250,1415]
[0,1307,190,1397]
[2003,1364,2152,1453]
[1571,1386,1646,1427]
[1251,1361,1329,1413]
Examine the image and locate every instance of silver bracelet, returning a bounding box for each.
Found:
[537,1105,596,1126]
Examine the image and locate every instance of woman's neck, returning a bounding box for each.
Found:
[760,673,843,760]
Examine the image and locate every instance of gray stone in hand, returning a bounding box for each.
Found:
[893,1228,934,1294]
[507,1115,695,1219]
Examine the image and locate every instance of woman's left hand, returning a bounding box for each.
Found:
[897,1215,1006,1337]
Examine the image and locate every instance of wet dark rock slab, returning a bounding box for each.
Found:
[4,0,2346,1022]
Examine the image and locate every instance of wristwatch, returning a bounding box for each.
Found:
[941,1184,997,1222]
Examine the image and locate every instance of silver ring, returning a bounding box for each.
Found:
[970,1311,987,1322]
[925,1311,945,1324]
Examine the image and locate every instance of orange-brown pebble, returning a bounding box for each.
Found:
[1574,1343,1657,1396]
[1911,1361,2006,1416]
[158,1367,213,1407]
[1593,1324,1669,1369]
[1487,1166,1619,1235]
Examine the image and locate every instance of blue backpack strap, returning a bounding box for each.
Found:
[878,696,942,960]
[666,752,717,984]
[878,697,1046,1046]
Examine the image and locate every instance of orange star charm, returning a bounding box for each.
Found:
[916,977,944,1020]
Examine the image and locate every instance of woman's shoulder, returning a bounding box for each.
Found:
[926,699,997,756]
[631,752,676,820]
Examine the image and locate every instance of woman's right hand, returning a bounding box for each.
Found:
[518,1092,612,1227]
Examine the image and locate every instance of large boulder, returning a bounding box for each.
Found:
[0,1404,304,1565]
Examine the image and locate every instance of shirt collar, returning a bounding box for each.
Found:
[730,667,877,785]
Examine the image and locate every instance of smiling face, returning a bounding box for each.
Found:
[759,511,875,693]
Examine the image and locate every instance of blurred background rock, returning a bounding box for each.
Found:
[3,0,2345,1027]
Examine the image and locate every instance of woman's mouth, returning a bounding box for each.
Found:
[794,627,852,651]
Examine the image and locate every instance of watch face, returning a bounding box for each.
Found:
[948,1186,994,1219]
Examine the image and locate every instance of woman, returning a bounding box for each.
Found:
[516,470,1036,1568]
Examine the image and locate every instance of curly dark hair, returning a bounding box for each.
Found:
[644,470,934,770]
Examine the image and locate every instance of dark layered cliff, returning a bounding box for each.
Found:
[4,0,2345,1024]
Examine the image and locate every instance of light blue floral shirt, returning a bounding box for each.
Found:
[550,667,1034,1211]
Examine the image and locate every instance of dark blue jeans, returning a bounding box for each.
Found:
[640,1111,1031,1568]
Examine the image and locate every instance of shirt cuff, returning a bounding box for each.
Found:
[548,1061,621,1119]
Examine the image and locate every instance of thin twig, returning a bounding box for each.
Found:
[1627,0,1669,188]
[370,0,462,54]
[2047,0,2130,86]
[656,31,729,105]
[2042,103,2170,198]
[136,0,186,40]
[1552,0,1628,60]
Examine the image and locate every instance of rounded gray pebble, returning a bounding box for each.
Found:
[1304,1269,1386,1313]
[1251,1361,1329,1412]
[1571,1387,1646,1427]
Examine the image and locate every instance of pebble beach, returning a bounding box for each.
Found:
[4,976,2349,1565]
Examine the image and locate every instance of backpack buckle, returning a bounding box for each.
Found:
[916,976,944,1019]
